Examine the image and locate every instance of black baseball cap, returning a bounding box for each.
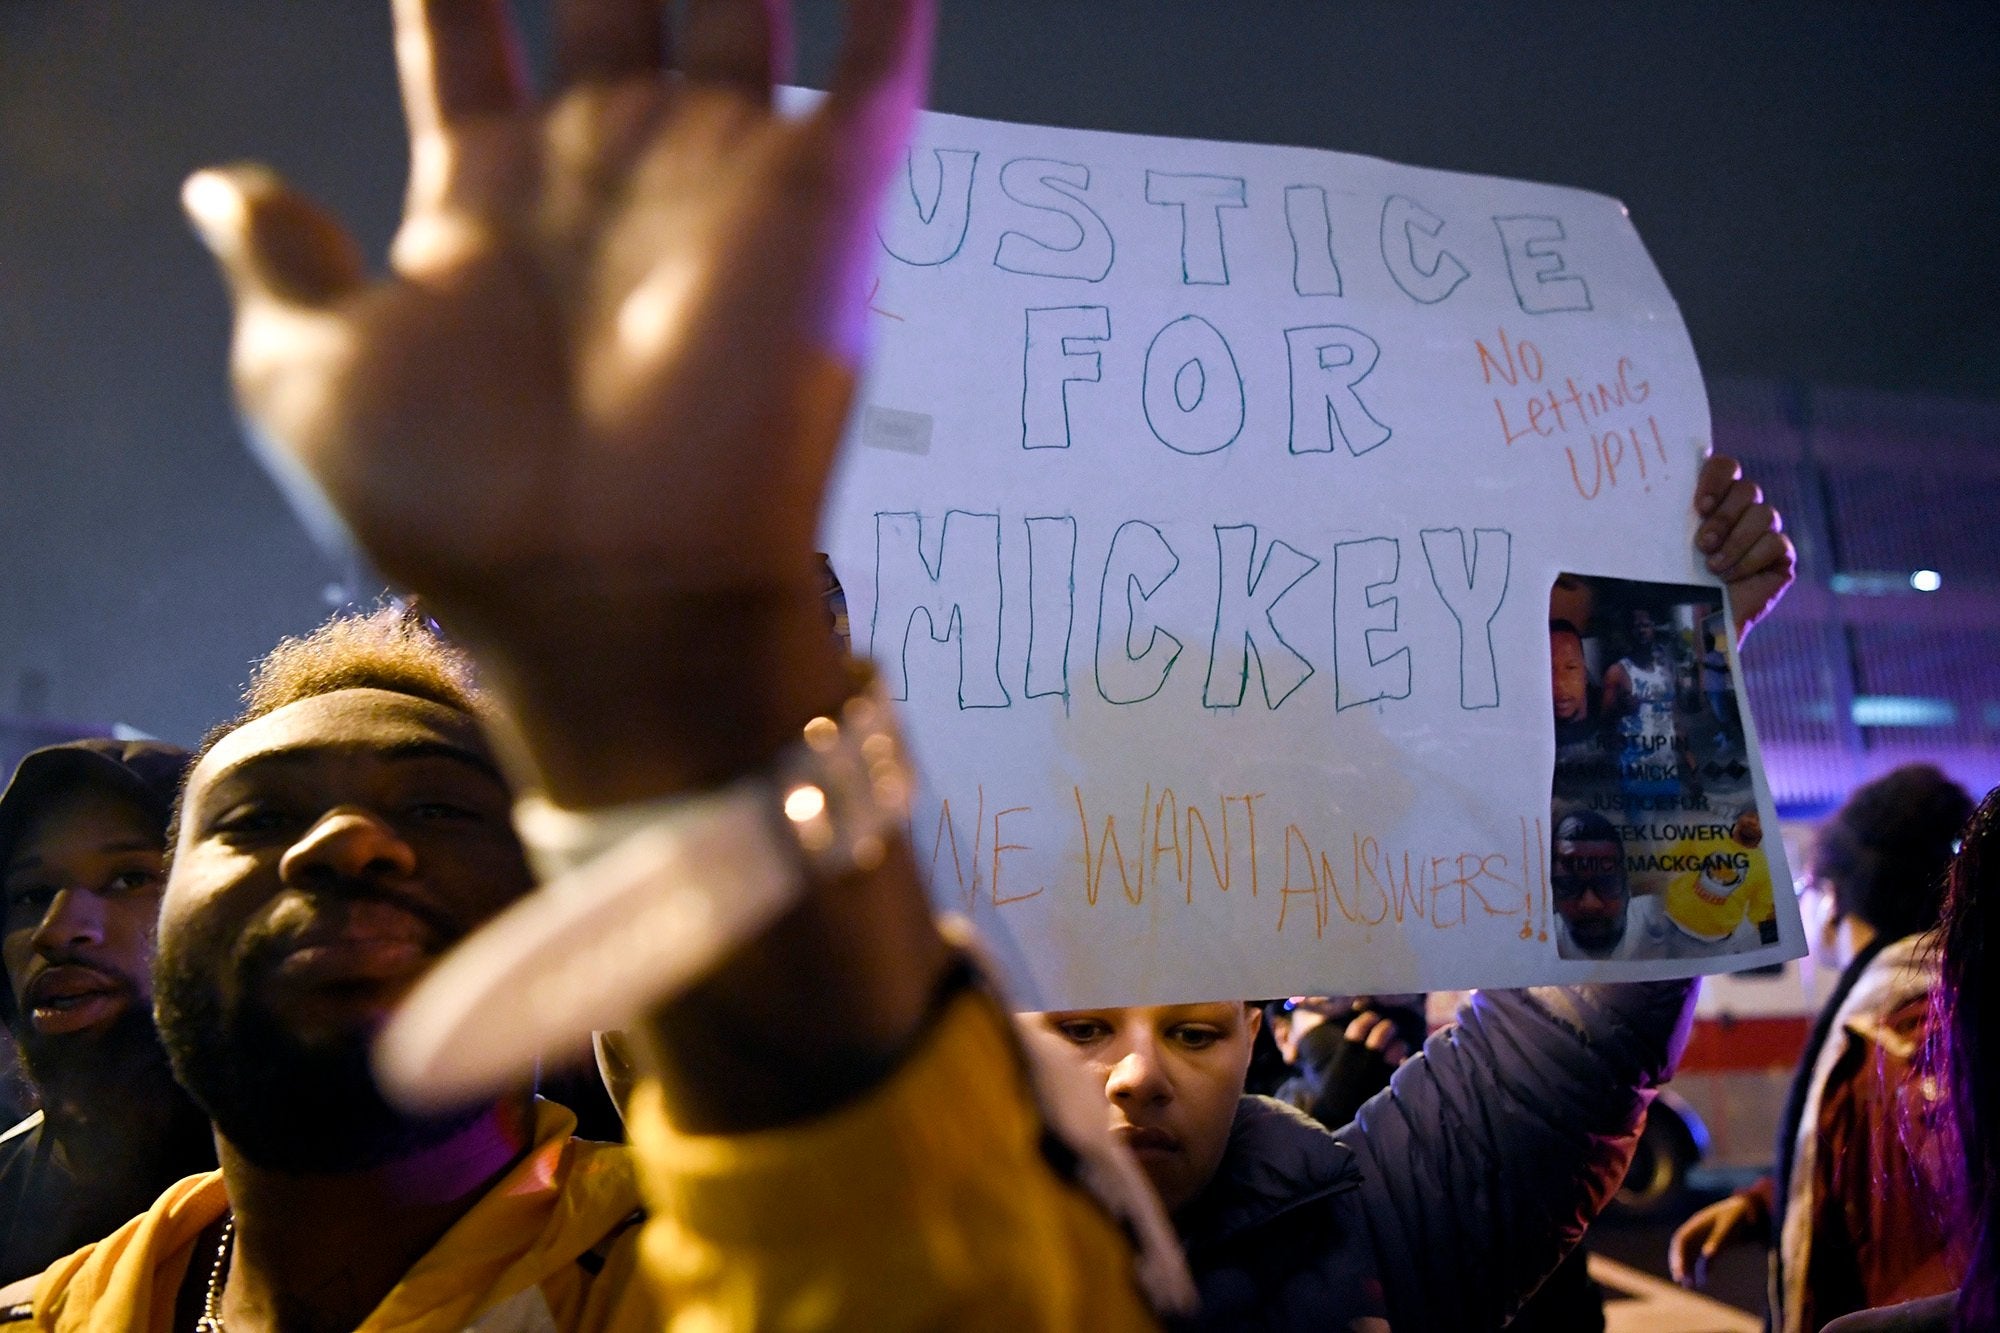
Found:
[0,738,191,1020]
[0,738,190,871]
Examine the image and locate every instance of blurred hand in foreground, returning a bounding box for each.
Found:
[183,0,934,801]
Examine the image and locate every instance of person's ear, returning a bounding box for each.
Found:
[1244,1004,1263,1040]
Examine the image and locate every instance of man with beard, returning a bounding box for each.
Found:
[1552,810,1678,961]
[4,610,1169,1331]
[1553,811,1767,963]
[3,0,1799,1320]
[0,740,214,1283]
[0,0,1179,1325]
[1550,619,1614,795]
[1550,622,1598,741]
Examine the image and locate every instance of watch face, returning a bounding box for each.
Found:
[377,676,910,1111]
[377,790,802,1110]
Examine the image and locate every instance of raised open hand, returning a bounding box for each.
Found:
[184,0,929,625]
[184,0,933,802]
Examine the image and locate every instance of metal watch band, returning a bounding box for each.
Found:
[374,667,912,1108]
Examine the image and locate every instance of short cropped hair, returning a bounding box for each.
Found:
[231,606,482,731]
[1554,809,1620,847]
[170,608,490,850]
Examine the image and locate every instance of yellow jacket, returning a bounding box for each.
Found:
[4,992,1157,1331]
[1661,830,1775,944]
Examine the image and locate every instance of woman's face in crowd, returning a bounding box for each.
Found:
[1036,1001,1258,1214]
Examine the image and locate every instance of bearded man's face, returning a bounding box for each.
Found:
[157,689,532,1172]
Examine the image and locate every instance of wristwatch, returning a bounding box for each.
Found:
[374,666,911,1108]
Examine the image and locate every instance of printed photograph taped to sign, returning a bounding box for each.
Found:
[1548,575,1779,964]
[814,98,1804,1007]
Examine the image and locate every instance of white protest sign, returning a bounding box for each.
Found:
[818,104,1803,1007]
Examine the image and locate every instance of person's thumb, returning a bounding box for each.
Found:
[183,164,366,312]
[181,164,370,559]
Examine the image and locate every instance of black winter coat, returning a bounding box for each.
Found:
[1174,1096,1387,1331]
[1171,982,1692,1331]
[1332,982,1692,1330]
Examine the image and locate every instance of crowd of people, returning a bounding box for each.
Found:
[0,2,1991,1329]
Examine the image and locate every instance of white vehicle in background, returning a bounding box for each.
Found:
[1611,815,1831,1217]
[1421,951,1824,1218]
[1611,957,1827,1217]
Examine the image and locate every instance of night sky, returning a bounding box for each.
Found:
[1,1,1994,742]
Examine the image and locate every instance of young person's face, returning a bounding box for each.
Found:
[1036,1001,1258,1214]
[156,688,532,1171]
[3,787,167,1061]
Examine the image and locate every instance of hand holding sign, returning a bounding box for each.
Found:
[1694,453,1795,639]
[825,107,1805,1003]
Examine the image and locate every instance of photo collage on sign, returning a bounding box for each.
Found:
[1547,574,1777,963]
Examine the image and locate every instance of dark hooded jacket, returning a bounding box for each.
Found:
[1172,981,1692,1331]
[1174,1096,1385,1331]
[1334,983,1691,1330]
